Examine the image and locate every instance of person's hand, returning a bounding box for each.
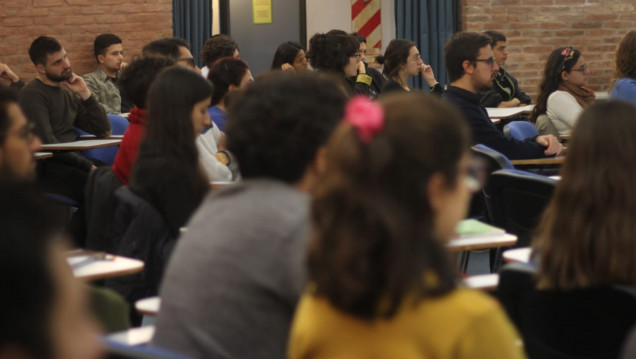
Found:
[281,63,295,72]
[61,73,91,101]
[420,64,437,87]
[0,63,20,83]
[357,61,366,74]
[536,135,563,156]
[89,165,97,173]
[217,132,227,151]
[120,61,129,71]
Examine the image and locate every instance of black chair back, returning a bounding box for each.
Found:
[469,145,514,222]
[483,169,557,247]
[498,263,636,359]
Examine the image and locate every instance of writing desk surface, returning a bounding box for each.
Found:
[135,296,161,316]
[510,156,565,166]
[463,273,499,291]
[448,233,517,252]
[503,247,532,263]
[66,251,144,282]
[35,151,53,159]
[41,139,122,151]
[486,104,535,119]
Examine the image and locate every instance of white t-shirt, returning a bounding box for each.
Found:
[546,90,583,136]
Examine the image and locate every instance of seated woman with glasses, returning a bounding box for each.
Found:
[530,47,595,136]
[376,39,443,95]
[288,94,524,359]
[307,29,373,97]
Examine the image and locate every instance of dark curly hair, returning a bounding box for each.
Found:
[308,93,471,319]
[226,72,346,183]
[201,34,239,68]
[444,32,492,83]
[307,30,358,76]
[118,57,175,108]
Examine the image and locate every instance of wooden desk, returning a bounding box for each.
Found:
[106,326,155,346]
[35,151,53,160]
[210,181,233,189]
[66,251,144,282]
[510,156,565,166]
[503,247,532,263]
[41,139,122,151]
[79,134,124,139]
[463,273,499,291]
[448,233,517,252]
[487,104,535,119]
[135,296,161,316]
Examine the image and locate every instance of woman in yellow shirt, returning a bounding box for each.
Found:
[288,93,525,359]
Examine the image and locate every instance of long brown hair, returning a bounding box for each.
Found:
[533,100,636,289]
[609,30,636,92]
[308,93,471,319]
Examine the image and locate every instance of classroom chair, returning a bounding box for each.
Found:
[498,262,636,359]
[504,120,540,141]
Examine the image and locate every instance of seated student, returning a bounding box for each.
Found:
[288,93,524,359]
[271,41,308,73]
[377,38,442,95]
[307,30,373,97]
[82,33,132,114]
[19,36,111,203]
[0,86,42,181]
[198,58,252,181]
[112,57,175,185]
[479,31,531,108]
[0,60,24,92]
[142,37,200,74]
[85,57,175,253]
[200,34,239,78]
[0,183,103,359]
[152,72,347,359]
[517,100,636,357]
[530,47,594,136]
[350,32,386,96]
[442,32,562,160]
[610,30,636,106]
[106,67,211,310]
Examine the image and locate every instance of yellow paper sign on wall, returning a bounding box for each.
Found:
[253,0,272,24]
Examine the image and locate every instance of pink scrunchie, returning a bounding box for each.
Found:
[344,96,384,143]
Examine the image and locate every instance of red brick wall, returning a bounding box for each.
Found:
[0,0,173,83]
[461,0,635,100]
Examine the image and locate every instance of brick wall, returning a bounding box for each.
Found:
[0,0,173,83]
[461,0,635,100]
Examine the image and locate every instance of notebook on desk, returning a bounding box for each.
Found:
[455,219,506,238]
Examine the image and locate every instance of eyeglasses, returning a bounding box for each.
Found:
[177,57,196,67]
[571,63,588,72]
[474,57,497,67]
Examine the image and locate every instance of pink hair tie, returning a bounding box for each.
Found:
[344,96,384,144]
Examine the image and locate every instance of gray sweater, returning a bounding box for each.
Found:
[153,179,310,359]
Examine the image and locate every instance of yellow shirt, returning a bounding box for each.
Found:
[288,288,525,359]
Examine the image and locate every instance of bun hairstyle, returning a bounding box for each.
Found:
[308,93,471,319]
[307,30,359,76]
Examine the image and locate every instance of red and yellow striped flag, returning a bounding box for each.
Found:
[351,0,382,53]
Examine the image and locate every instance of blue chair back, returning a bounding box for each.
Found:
[76,114,129,165]
[505,120,540,141]
[108,113,129,135]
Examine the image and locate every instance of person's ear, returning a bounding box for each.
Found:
[427,172,447,216]
[228,84,238,92]
[313,146,328,176]
[97,54,105,65]
[35,64,46,75]
[462,60,474,75]
[561,70,569,82]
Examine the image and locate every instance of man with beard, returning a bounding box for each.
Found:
[19,36,110,210]
[442,32,561,160]
[83,33,131,114]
